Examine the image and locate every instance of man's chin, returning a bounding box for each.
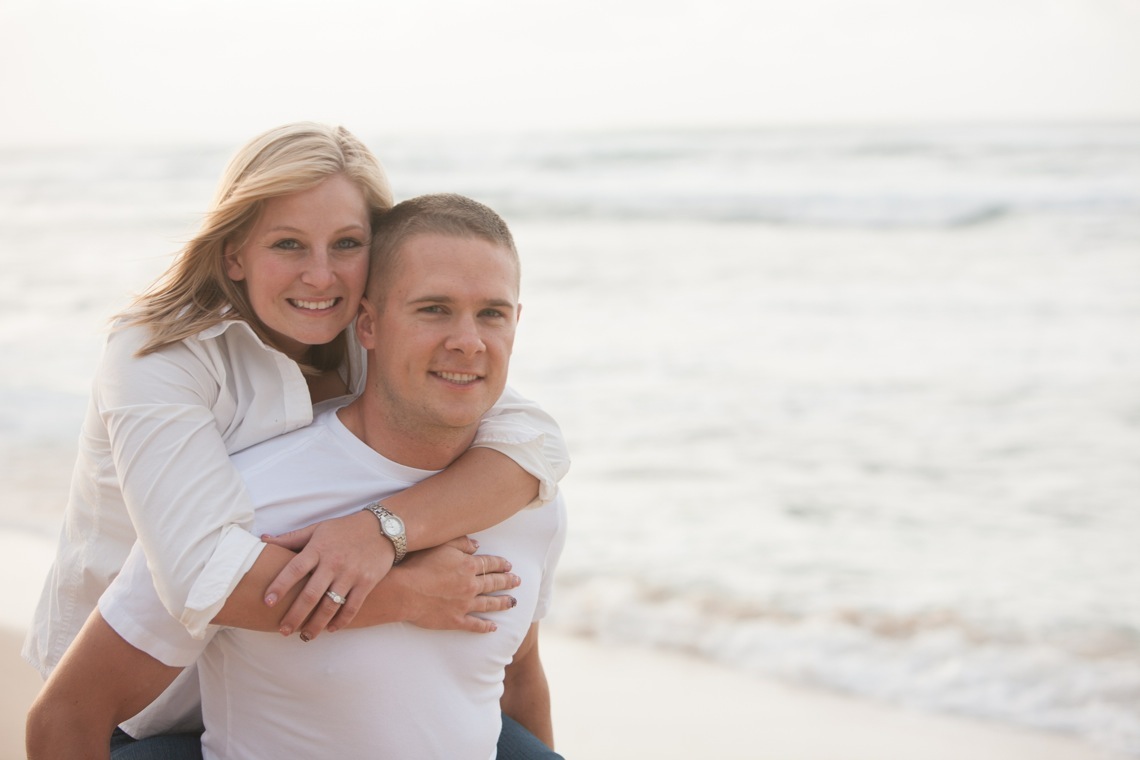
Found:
[426,400,496,430]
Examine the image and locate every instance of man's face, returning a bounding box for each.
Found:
[358,232,520,438]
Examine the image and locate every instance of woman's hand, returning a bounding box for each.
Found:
[393,538,520,633]
[261,510,394,639]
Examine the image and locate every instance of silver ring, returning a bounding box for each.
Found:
[325,590,347,605]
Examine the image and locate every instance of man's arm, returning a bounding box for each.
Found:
[26,539,518,759]
[26,611,181,760]
[500,622,555,748]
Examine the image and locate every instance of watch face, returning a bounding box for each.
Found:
[381,515,404,536]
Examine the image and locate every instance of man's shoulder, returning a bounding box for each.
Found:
[230,405,344,475]
[476,489,567,551]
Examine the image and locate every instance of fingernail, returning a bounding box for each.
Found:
[489,623,498,632]
[504,561,512,571]
[264,594,277,607]
[299,632,312,643]
[508,596,517,608]
[326,626,337,634]
[279,626,292,636]
[471,540,480,550]
[510,574,520,586]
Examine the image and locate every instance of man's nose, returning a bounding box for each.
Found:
[445,316,486,356]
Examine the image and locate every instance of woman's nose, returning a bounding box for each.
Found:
[301,252,336,289]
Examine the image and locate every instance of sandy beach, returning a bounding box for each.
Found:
[2,622,1123,760]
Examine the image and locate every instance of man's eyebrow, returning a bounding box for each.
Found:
[408,295,517,308]
[482,298,517,309]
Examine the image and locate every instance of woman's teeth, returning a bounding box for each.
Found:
[290,298,337,310]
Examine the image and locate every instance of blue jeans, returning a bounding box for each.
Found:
[497,713,566,759]
[110,728,202,760]
[110,714,563,758]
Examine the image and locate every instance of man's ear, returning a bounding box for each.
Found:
[356,297,378,349]
[223,242,244,282]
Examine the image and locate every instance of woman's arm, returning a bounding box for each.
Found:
[244,452,535,638]
[27,542,519,760]
[264,386,570,637]
[109,326,567,643]
[44,540,519,756]
[214,538,519,634]
[97,327,285,636]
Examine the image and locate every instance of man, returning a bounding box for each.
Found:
[29,194,567,759]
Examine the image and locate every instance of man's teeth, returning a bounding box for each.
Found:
[437,372,478,384]
[291,298,337,310]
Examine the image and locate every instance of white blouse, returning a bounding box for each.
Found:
[23,319,568,677]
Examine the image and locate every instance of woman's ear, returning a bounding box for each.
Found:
[356,297,378,349]
[223,242,245,281]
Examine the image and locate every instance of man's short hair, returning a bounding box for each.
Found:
[367,193,519,300]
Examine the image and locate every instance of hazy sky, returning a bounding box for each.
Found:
[2,0,1138,146]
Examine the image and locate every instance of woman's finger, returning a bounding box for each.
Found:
[261,523,318,551]
[277,568,334,635]
[326,588,364,633]
[471,594,517,613]
[299,587,356,641]
[480,570,521,595]
[473,554,512,576]
[443,536,480,554]
[263,549,320,608]
[453,615,498,634]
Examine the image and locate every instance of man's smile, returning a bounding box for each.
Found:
[433,371,481,385]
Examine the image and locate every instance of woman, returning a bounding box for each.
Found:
[24,123,568,757]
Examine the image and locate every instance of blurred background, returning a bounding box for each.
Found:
[2,0,1139,755]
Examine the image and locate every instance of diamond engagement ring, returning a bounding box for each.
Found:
[325,590,347,605]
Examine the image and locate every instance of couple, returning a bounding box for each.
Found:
[25,125,568,759]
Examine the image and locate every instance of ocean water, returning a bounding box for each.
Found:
[2,123,1139,754]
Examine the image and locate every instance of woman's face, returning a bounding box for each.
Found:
[225,173,371,361]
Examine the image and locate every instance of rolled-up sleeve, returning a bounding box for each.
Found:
[473,385,570,506]
[100,542,226,667]
[100,542,223,738]
[97,332,271,637]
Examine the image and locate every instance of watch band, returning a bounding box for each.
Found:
[363,502,407,564]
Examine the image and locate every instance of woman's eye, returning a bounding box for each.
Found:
[335,238,365,250]
[272,239,302,251]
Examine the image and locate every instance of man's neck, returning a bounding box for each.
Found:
[335,397,477,471]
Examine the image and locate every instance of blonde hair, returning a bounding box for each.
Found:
[121,122,393,372]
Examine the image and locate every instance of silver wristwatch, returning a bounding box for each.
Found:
[363,502,407,564]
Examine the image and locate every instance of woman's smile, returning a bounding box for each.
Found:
[225,173,371,361]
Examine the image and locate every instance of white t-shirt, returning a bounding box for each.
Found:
[102,404,567,758]
[24,320,569,685]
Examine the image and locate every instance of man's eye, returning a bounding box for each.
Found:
[419,305,445,314]
[480,309,506,319]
